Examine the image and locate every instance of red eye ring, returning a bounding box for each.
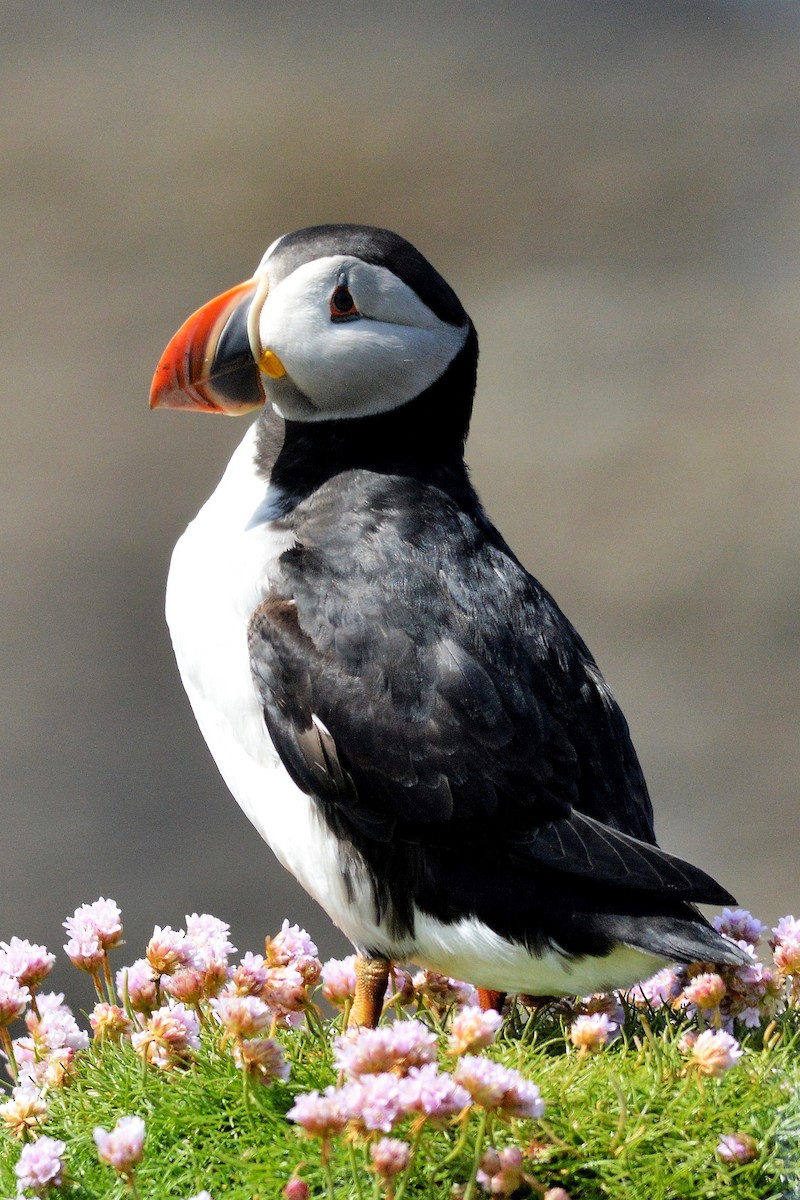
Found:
[330,284,359,321]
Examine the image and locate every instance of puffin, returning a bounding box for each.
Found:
[151,224,747,1026]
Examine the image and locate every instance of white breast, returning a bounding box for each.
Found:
[165,423,375,940]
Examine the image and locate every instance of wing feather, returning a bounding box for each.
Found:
[245,477,726,902]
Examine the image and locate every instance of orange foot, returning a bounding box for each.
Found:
[477,987,506,1013]
[348,955,391,1028]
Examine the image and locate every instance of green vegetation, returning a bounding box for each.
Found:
[1,1000,798,1199]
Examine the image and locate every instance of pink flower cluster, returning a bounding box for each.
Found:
[717,1132,758,1163]
[477,1145,526,1195]
[210,993,288,1085]
[6,990,89,1100]
[454,1056,545,1118]
[93,1113,146,1176]
[0,938,55,999]
[228,946,315,1029]
[289,1063,471,1137]
[447,1005,503,1056]
[770,915,800,991]
[628,908,796,1032]
[681,1028,743,1077]
[289,1016,546,1153]
[63,898,122,988]
[1,899,796,1199]
[333,1018,438,1078]
[14,1134,65,1196]
[568,1011,620,1055]
[132,1001,200,1070]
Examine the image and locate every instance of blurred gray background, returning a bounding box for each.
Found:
[2,0,798,1008]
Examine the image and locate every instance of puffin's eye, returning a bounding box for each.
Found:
[330,276,359,322]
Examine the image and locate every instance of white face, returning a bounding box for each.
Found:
[246,251,469,422]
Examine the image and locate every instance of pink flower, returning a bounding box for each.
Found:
[232,1036,290,1085]
[684,1029,743,1077]
[211,994,272,1041]
[477,1145,525,1195]
[16,1046,76,1092]
[454,1057,545,1118]
[132,1002,199,1070]
[268,920,317,963]
[282,1177,310,1200]
[412,970,477,1012]
[333,1019,438,1079]
[339,1072,406,1132]
[627,966,683,1010]
[231,952,269,997]
[64,897,123,950]
[774,940,800,977]
[321,955,358,1006]
[287,1087,349,1138]
[717,1132,758,1163]
[771,916,800,977]
[146,926,195,977]
[772,915,800,943]
[582,992,626,1028]
[0,973,30,1026]
[185,913,236,960]
[713,908,766,947]
[14,1135,65,1195]
[386,966,416,1007]
[448,1006,503,1056]
[163,967,208,1006]
[262,964,307,1019]
[28,1004,89,1054]
[682,972,726,1013]
[0,939,55,992]
[267,921,320,984]
[89,1003,133,1042]
[699,943,787,1029]
[397,1062,472,1121]
[94,1114,146,1175]
[64,931,105,974]
[544,1190,572,1200]
[116,959,158,1013]
[370,1137,411,1179]
[0,1084,48,1139]
[569,1012,619,1054]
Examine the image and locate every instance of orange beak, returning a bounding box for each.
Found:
[149,279,265,414]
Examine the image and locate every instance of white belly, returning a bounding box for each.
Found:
[164,426,377,944]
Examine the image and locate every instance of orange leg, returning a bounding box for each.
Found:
[477,988,506,1013]
[348,955,391,1028]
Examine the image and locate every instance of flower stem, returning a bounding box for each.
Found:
[347,1139,365,1200]
[91,970,105,1002]
[320,1140,336,1200]
[0,1027,18,1081]
[393,1120,426,1200]
[102,952,115,1004]
[462,1108,489,1200]
[436,1108,472,1169]
[607,1074,628,1154]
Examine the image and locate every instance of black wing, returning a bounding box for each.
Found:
[248,476,729,907]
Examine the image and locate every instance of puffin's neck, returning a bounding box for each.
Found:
[254,325,478,516]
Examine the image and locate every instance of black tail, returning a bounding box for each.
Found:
[607,909,753,968]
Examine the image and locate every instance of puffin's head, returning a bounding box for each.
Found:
[150,225,473,424]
